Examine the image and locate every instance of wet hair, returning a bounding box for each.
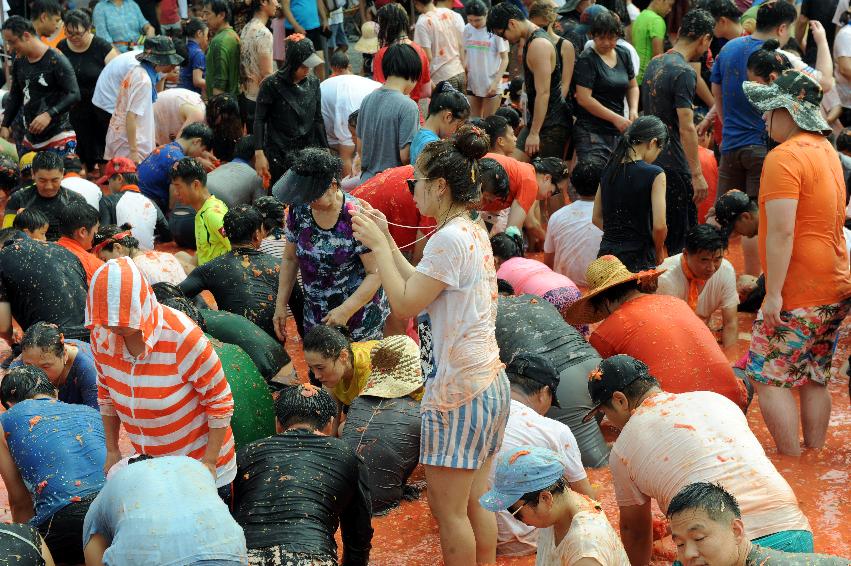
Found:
[495,106,521,130]
[602,371,660,406]
[206,94,242,162]
[842,9,851,27]
[161,296,207,331]
[590,9,622,38]
[597,0,629,25]
[179,121,214,149]
[2,15,36,37]
[483,115,511,149]
[112,172,139,186]
[303,324,353,361]
[381,43,422,82]
[292,148,343,184]
[589,280,640,312]
[469,117,487,130]
[93,223,140,252]
[478,158,510,199]
[571,158,605,197]
[667,482,742,524]
[678,9,714,42]
[746,39,791,82]
[348,110,359,129]
[58,201,99,238]
[0,366,56,409]
[63,9,91,32]
[605,116,669,178]
[234,135,258,162]
[465,0,487,17]
[0,156,20,192]
[222,204,263,245]
[508,372,548,397]
[755,0,796,33]
[417,124,490,204]
[697,0,741,21]
[203,0,232,21]
[507,79,523,104]
[377,3,410,47]
[32,151,64,173]
[169,157,207,186]
[151,282,186,303]
[274,384,337,430]
[63,154,84,174]
[128,453,155,465]
[487,2,526,33]
[21,321,64,357]
[497,278,515,295]
[254,195,286,235]
[12,208,49,233]
[31,0,61,18]
[491,231,524,261]
[837,128,851,153]
[184,16,207,40]
[330,50,349,69]
[427,81,470,120]
[520,477,567,508]
[528,1,556,26]
[684,224,727,255]
[532,157,569,185]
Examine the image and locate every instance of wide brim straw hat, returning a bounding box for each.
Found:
[359,335,424,399]
[355,21,379,54]
[563,255,666,326]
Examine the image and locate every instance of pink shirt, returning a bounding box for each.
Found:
[496,256,578,298]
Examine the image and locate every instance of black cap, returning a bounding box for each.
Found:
[506,352,561,408]
[714,190,752,234]
[583,355,651,422]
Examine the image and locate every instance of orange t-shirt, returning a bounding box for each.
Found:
[696,146,718,224]
[482,152,538,213]
[758,133,851,310]
[590,294,747,410]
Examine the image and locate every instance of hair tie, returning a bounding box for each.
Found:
[505,226,522,240]
[91,230,134,256]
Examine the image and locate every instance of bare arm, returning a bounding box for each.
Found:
[273,241,299,343]
[102,414,122,473]
[651,172,667,263]
[126,112,140,163]
[104,47,119,65]
[762,199,797,328]
[711,82,723,122]
[400,144,411,165]
[569,477,597,500]
[324,252,383,325]
[626,78,639,119]
[795,13,809,44]
[651,37,664,57]
[506,200,528,231]
[0,301,11,343]
[592,186,603,230]
[543,252,555,269]
[677,106,708,204]
[41,536,55,566]
[84,533,109,566]
[809,21,834,92]
[0,423,34,523]
[620,501,653,566]
[560,40,575,99]
[721,305,738,349]
[193,68,207,94]
[201,425,227,476]
[281,0,304,33]
[525,37,556,154]
[576,85,629,130]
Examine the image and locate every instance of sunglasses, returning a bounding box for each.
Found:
[406,177,433,195]
[508,501,527,517]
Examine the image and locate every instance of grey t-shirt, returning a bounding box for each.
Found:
[356,87,420,182]
[205,161,266,209]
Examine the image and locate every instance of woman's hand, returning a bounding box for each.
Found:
[352,211,390,252]
[322,304,354,327]
[272,302,288,344]
[356,199,391,239]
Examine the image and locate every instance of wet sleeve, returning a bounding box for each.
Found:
[340,454,374,566]
[760,148,802,202]
[80,367,100,411]
[672,68,696,110]
[99,197,116,227]
[177,326,234,425]
[1,61,22,128]
[253,82,270,148]
[48,52,81,118]
[178,267,207,300]
[416,228,463,287]
[610,445,648,507]
[573,52,596,90]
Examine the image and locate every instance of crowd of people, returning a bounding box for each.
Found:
[0,0,849,563]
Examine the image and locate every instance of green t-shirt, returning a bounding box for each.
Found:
[208,335,276,449]
[206,26,241,97]
[0,138,18,162]
[740,6,758,31]
[746,544,849,565]
[195,195,231,265]
[202,309,290,380]
[632,9,667,84]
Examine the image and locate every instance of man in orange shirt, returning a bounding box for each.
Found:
[56,199,104,285]
[741,70,851,456]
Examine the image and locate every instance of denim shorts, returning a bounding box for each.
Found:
[327,22,348,49]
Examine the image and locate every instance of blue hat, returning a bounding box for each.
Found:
[479,446,567,512]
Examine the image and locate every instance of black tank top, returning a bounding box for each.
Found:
[523,28,568,128]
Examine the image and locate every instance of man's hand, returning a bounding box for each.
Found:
[692,174,709,204]
[614,115,631,133]
[525,131,540,156]
[760,292,785,330]
[696,117,712,137]
[28,112,52,135]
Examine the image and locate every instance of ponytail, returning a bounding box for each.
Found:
[491,229,524,261]
[604,115,669,178]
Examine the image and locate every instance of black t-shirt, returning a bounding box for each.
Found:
[233,430,373,561]
[573,44,635,136]
[599,160,664,264]
[801,0,838,67]
[6,185,86,242]
[0,237,88,340]
[179,247,280,339]
[0,522,45,565]
[57,36,114,103]
[641,50,697,174]
[1,48,80,145]
[496,294,597,372]
[201,309,290,380]
[341,396,421,515]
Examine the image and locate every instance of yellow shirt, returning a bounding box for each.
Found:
[195,195,231,265]
[334,341,378,406]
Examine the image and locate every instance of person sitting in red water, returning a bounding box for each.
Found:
[668,482,849,566]
[587,355,813,566]
[565,255,749,410]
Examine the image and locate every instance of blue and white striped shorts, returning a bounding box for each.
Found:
[420,371,511,469]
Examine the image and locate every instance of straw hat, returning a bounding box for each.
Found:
[563,255,665,326]
[355,21,379,54]
[360,335,423,399]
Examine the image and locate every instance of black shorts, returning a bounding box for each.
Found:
[664,168,696,257]
[37,492,98,564]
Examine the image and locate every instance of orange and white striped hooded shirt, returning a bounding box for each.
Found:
[85,257,236,487]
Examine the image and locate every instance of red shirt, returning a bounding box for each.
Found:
[590,294,747,410]
[351,165,436,252]
[482,152,538,213]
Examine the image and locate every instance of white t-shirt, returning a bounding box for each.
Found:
[133,250,187,285]
[626,1,640,23]
[495,399,587,557]
[153,88,204,147]
[844,226,851,257]
[414,8,466,84]
[543,200,602,288]
[320,74,382,147]
[584,38,639,118]
[61,176,102,209]
[656,254,739,319]
[93,50,141,114]
[535,510,630,566]
[834,1,849,25]
[416,215,502,411]
[116,190,160,250]
[833,26,851,107]
[463,24,508,98]
[610,391,811,540]
[105,65,156,160]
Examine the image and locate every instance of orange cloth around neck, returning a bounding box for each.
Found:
[680,254,706,312]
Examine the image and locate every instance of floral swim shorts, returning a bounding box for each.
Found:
[746,298,851,388]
